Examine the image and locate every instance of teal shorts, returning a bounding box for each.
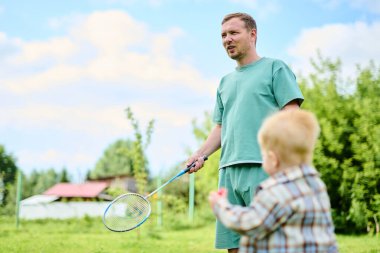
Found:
[215,163,268,249]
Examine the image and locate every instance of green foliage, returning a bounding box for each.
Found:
[89,139,136,179]
[59,168,70,183]
[299,55,380,233]
[1,182,17,215]
[105,186,125,198]
[190,112,220,208]
[149,163,190,219]
[88,107,154,194]
[0,145,18,208]
[0,145,18,185]
[126,107,155,194]
[23,168,69,198]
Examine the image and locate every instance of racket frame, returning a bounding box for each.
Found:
[103,155,208,232]
[103,192,151,232]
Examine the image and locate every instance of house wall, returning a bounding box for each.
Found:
[20,202,111,219]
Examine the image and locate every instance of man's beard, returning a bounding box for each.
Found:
[229,51,243,60]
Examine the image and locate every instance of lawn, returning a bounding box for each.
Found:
[0,216,379,253]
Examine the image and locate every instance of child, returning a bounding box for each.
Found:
[209,109,338,253]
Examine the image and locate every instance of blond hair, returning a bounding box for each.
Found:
[258,109,320,166]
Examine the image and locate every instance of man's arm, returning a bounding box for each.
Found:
[187,124,221,173]
[282,99,300,110]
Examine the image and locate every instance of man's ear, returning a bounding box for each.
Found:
[251,29,257,44]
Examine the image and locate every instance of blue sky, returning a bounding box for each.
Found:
[1,0,379,181]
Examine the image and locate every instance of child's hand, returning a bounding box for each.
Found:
[208,188,227,209]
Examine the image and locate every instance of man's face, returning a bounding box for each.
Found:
[221,17,256,61]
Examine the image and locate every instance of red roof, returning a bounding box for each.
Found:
[43,182,109,198]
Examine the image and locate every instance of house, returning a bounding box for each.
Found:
[88,174,137,193]
[20,176,138,219]
[43,182,110,201]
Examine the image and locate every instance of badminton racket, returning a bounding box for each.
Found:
[103,155,208,232]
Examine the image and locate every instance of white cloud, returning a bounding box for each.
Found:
[71,10,147,52]
[0,104,128,134]
[11,37,77,64]
[5,64,83,93]
[2,10,215,95]
[0,102,192,137]
[287,21,380,78]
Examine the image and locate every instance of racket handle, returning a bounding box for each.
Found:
[184,155,208,173]
[145,155,208,199]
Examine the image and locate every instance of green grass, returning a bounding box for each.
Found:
[0,216,220,253]
[0,216,379,253]
[336,234,380,253]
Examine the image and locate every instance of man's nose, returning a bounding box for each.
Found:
[223,35,232,44]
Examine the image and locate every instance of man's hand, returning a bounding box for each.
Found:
[186,124,221,174]
[186,153,206,173]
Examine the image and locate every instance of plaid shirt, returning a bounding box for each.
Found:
[212,165,338,253]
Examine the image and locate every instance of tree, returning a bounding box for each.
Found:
[0,145,18,209]
[0,145,18,186]
[299,54,380,233]
[23,168,66,198]
[126,107,154,194]
[89,108,154,193]
[59,168,70,183]
[89,139,136,179]
[346,62,380,234]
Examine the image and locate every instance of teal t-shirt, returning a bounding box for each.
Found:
[213,57,304,168]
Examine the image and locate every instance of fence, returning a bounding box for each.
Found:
[20,202,110,219]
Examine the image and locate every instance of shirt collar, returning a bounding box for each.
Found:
[235,57,265,71]
[257,165,319,192]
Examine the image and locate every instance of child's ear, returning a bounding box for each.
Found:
[268,150,279,168]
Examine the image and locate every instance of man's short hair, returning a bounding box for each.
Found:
[222,12,257,31]
[258,109,320,166]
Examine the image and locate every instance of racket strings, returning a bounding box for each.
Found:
[103,194,151,232]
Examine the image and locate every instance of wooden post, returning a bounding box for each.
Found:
[157,176,163,227]
[15,170,22,229]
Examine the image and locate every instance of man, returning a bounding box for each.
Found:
[186,13,303,253]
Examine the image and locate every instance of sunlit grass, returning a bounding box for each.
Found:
[0,216,379,253]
